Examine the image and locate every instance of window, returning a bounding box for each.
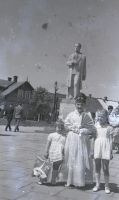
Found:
[17,89,24,98]
[24,91,31,99]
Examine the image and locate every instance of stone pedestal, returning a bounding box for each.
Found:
[59,98,75,120]
[59,96,101,120]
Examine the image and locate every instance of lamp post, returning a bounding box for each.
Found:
[53,81,58,121]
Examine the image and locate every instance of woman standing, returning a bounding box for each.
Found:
[64,93,96,187]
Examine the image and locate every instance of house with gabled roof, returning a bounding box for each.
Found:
[0,76,111,121]
[0,76,34,107]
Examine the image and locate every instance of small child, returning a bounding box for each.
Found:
[93,109,113,194]
[39,119,66,185]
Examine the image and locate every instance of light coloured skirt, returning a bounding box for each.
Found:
[59,131,93,186]
[94,137,111,160]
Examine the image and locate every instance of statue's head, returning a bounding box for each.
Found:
[75,43,82,53]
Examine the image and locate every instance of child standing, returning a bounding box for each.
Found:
[43,119,66,185]
[93,109,113,194]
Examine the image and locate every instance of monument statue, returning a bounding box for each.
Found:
[67,43,86,99]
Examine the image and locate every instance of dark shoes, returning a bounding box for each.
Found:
[14,129,19,132]
[5,129,11,131]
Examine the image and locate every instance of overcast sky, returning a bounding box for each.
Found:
[0,0,119,100]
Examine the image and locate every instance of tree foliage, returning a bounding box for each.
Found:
[31,87,53,118]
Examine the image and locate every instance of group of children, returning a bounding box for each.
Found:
[35,108,117,194]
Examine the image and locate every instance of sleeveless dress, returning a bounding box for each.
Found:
[94,124,112,160]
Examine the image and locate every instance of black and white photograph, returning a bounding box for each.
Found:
[0,0,119,199]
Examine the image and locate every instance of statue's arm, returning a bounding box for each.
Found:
[67,54,77,66]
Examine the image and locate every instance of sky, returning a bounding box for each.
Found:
[0,0,119,101]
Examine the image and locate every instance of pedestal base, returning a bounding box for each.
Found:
[59,99,75,119]
[59,96,103,120]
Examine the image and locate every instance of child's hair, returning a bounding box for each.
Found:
[56,118,65,130]
[96,109,108,124]
[108,105,113,111]
[111,106,119,115]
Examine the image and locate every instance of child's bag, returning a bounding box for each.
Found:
[32,156,52,182]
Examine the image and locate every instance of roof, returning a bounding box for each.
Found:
[85,97,103,113]
[86,98,119,112]
[106,101,118,109]
[97,99,119,110]
[0,79,13,88]
[1,81,34,97]
[96,98,107,110]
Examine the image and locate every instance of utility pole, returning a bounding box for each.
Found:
[53,81,58,121]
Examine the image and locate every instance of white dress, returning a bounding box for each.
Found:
[94,124,112,160]
[48,132,66,162]
[64,110,96,187]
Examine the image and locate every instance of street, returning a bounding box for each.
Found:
[0,125,119,200]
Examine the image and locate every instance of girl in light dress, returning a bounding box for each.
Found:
[93,109,113,194]
[43,119,66,185]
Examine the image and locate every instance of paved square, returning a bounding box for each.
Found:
[0,125,119,200]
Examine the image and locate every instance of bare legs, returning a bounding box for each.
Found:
[93,159,110,194]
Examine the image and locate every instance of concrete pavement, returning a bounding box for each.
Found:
[0,125,119,200]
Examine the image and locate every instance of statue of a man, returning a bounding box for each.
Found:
[67,43,86,99]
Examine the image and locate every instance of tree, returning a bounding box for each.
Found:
[31,87,53,121]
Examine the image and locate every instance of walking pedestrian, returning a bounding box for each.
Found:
[4,104,14,131]
[14,103,23,132]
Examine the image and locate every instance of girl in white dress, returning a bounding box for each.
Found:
[93,109,113,194]
[44,119,66,185]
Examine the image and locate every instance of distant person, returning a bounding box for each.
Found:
[4,104,14,131]
[108,106,119,153]
[47,112,52,124]
[107,105,113,124]
[14,103,23,132]
[108,105,113,116]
